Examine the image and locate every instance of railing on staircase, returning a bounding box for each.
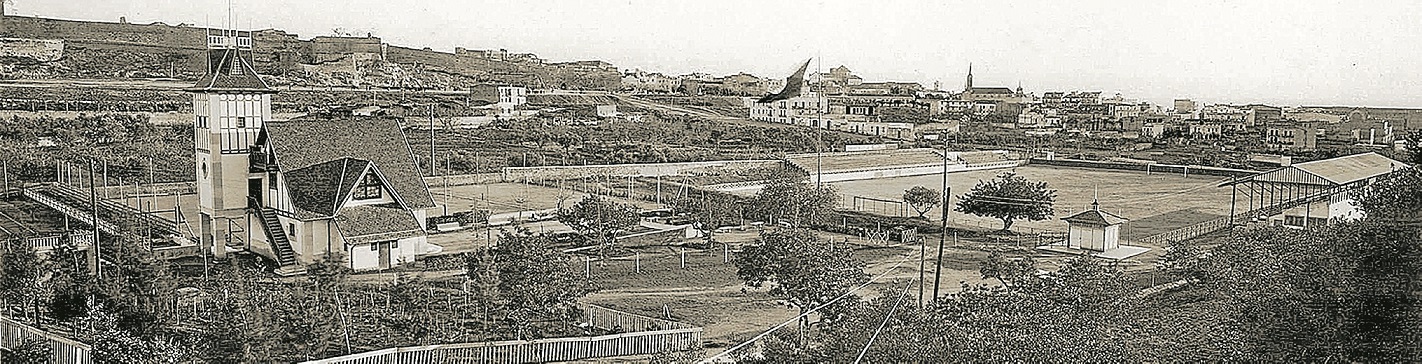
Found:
[248,197,297,267]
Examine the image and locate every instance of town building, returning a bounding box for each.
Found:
[620,69,678,93]
[1173,99,1197,114]
[1188,121,1224,138]
[749,93,828,127]
[1266,123,1318,151]
[497,86,528,115]
[960,64,1027,103]
[189,27,433,274]
[1246,104,1283,127]
[1140,122,1175,139]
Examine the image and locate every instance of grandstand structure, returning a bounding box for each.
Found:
[782,149,1024,184]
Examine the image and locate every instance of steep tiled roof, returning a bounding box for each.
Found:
[282,158,369,218]
[188,49,272,92]
[969,87,1015,94]
[265,117,435,218]
[335,204,424,245]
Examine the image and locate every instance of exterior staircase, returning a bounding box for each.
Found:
[249,198,305,276]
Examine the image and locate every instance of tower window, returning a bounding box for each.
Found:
[354,173,382,200]
[236,117,246,128]
[231,56,243,75]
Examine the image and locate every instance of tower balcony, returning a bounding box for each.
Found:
[206,31,253,49]
[249,145,270,172]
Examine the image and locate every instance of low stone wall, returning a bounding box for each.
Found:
[810,160,1025,184]
[424,173,503,187]
[0,38,64,63]
[502,160,780,181]
[1030,158,1258,178]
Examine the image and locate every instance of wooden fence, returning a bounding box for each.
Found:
[0,316,92,364]
[1138,183,1355,245]
[301,328,701,364]
[582,304,696,331]
[300,304,703,364]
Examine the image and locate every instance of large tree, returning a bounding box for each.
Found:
[902,185,942,219]
[747,254,1137,363]
[557,194,641,258]
[955,171,1057,231]
[0,247,44,321]
[1402,129,1422,166]
[673,190,743,243]
[467,229,592,339]
[748,180,839,227]
[735,229,868,329]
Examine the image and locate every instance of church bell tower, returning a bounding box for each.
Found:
[187,25,273,260]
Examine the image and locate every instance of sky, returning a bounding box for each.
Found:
[11,0,1422,107]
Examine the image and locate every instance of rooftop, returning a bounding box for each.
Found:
[1062,202,1129,226]
[1227,152,1409,187]
[188,48,272,92]
[263,116,435,219]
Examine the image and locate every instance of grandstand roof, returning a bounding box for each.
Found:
[1223,152,1407,187]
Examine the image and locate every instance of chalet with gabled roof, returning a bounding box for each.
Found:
[250,117,434,271]
[189,27,432,274]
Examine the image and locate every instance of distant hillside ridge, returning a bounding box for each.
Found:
[0,14,621,90]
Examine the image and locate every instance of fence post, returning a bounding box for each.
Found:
[635,253,641,273]
[680,248,686,269]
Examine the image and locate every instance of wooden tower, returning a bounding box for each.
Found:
[187,25,274,259]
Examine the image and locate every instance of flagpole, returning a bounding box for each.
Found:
[815,55,823,189]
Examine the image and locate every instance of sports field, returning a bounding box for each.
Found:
[428,182,666,215]
[830,165,1236,237]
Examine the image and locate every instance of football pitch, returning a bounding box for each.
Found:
[829,165,1237,236]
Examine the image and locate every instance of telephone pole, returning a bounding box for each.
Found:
[89,159,102,281]
[932,137,950,301]
[429,104,437,176]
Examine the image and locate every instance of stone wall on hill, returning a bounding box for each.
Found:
[0,38,64,63]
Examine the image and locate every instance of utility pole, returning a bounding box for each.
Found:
[917,232,925,308]
[932,138,950,301]
[89,159,101,281]
[430,104,436,176]
[815,56,824,189]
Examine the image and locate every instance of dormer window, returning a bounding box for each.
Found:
[354,173,382,200]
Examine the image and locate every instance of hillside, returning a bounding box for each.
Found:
[0,15,621,91]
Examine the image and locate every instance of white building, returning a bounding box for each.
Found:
[497,86,528,115]
[749,93,830,128]
[1062,200,1128,252]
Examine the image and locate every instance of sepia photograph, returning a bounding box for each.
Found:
[0,0,1419,363]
